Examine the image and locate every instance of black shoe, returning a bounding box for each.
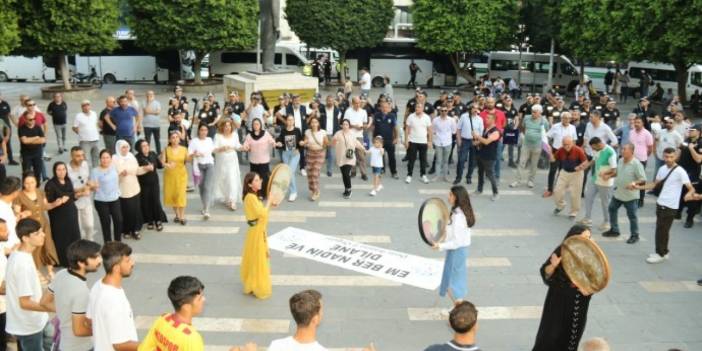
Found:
[602,229,620,237]
[343,190,351,199]
[401,156,408,162]
[626,236,639,244]
[327,171,332,177]
[674,212,682,220]
[58,149,64,154]
[466,179,472,185]
[452,179,460,185]
[9,160,19,166]
[638,199,644,208]
[428,168,436,175]
[508,162,517,168]
[553,208,563,215]
[684,220,694,228]
[698,279,702,286]
[391,173,399,179]
[361,174,368,181]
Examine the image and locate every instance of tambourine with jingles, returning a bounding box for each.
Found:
[418,198,450,246]
[267,163,292,206]
[560,236,611,294]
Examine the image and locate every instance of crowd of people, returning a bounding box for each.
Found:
[0,76,700,350]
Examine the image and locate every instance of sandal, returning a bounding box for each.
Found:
[179,218,187,225]
[156,222,164,231]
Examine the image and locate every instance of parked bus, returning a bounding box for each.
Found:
[209,46,309,76]
[67,40,170,84]
[487,51,581,93]
[626,61,702,98]
[0,56,56,82]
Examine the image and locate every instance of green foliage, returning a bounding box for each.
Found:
[0,0,20,54]
[16,0,120,55]
[412,0,517,55]
[285,0,394,57]
[127,0,258,54]
[520,0,562,53]
[558,0,610,62]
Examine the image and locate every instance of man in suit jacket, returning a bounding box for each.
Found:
[320,95,341,176]
[286,95,308,172]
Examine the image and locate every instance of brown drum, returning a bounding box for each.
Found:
[267,163,292,206]
[418,198,450,246]
[560,236,611,294]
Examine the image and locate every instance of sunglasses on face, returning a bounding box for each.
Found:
[27,103,35,107]
[27,118,35,122]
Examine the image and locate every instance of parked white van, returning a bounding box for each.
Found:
[626,61,702,98]
[0,56,56,82]
[210,46,309,76]
[487,51,581,93]
[72,55,169,83]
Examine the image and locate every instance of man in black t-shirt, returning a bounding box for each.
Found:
[677,124,702,228]
[18,116,46,181]
[601,99,620,129]
[633,97,655,131]
[99,96,117,154]
[423,301,481,351]
[47,92,68,153]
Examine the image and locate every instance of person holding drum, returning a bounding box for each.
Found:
[432,186,476,304]
[533,224,603,351]
[240,172,279,299]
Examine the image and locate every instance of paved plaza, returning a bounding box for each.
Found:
[1,82,701,351]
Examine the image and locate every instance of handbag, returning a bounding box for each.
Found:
[503,127,519,145]
[651,165,678,197]
[343,133,354,159]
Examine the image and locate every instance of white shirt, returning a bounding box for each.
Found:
[432,116,456,147]
[247,104,265,130]
[655,165,690,209]
[291,105,303,129]
[439,209,471,251]
[457,113,484,140]
[343,108,368,139]
[188,137,215,165]
[0,199,19,251]
[0,253,7,313]
[547,123,577,149]
[269,336,328,351]
[406,113,432,144]
[324,107,336,135]
[360,72,371,90]
[5,251,49,335]
[369,146,384,168]
[68,160,92,209]
[73,111,100,141]
[655,129,683,159]
[584,122,618,155]
[87,281,138,351]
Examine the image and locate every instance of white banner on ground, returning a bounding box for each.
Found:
[268,227,443,290]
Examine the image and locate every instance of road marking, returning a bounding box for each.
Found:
[408,306,542,321]
[318,201,414,208]
[467,257,512,267]
[135,316,290,333]
[472,228,538,237]
[185,214,307,223]
[160,226,239,234]
[133,253,241,265]
[639,281,702,293]
[418,189,534,196]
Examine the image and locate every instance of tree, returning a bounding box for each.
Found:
[127,0,258,84]
[605,0,702,102]
[16,0,120,89]
[412,0,518,84]
[0,0,20,55]
[558,0,613,81]
[285,0,394,83]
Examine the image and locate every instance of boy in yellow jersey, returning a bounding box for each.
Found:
[139,276,205,351]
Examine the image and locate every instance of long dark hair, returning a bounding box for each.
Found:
[563,224,589,241]
[450,185,475,227]
[242,172,260,199]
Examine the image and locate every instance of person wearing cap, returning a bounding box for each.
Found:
[601,99,620,129]
[676,124,702,228]
[46,92,68,154]
[434,91,449,110]
[73,100,101,167]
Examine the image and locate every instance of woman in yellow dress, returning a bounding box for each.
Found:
[240,171,278,299]
[161,131,190,225]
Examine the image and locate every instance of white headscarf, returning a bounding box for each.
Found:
[113,139,137,163]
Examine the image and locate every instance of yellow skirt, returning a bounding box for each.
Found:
[239,227,272,299]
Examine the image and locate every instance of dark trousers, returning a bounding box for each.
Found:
[455,139,476,181]
[250,163,271,195]
[5,128,15,163]
[655,205,677,256]
[144,127,161,154]
[477,158,498,195]
[0,313,6,351]
[407,142,428,177]
[679,182,702,221]
[407,74,417,88]
[0,164,5,183]
[640,160,647,203]
[383,142,397,175]
[340,165,352,190]
[299,148,306,170]
[95,200,123,242]
[21,153,44,182]
[547,160,560,192]
[448,134,456,164]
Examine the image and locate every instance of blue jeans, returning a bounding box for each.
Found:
[454,138,476,182]
[493,140,503,179]
[609,197,639,236]
[325,146,335,174]
[16,322,52,351]
[282,150,300,195]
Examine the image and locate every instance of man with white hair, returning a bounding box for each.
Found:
[544,111,577,197]
[510,104,549,188]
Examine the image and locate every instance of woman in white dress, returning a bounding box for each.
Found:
[214,118,244,210]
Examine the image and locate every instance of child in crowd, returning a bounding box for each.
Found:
[368,136,385,196]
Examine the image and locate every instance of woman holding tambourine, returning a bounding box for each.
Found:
[430,186,476,304]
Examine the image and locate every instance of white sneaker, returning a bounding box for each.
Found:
[421,175,429,184]
[509,181,520,188]
[527,181,535,188]
[369,189,377,196]
[577,218,593,226]
[301,169,308,177]
[376,185,384,192]
[646,254,668,264]
[598,222,611,231]
[288,193,297,202]
[203,212,210,220]
[405,176,412,184]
